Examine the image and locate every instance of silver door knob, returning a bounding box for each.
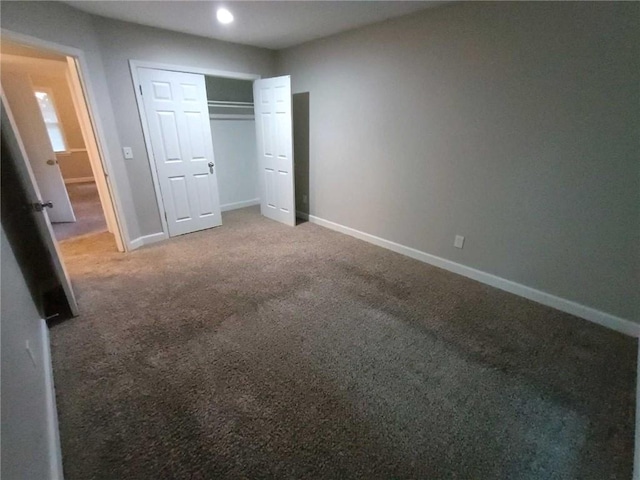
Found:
[33,201,54,212]
[208,161,214,173]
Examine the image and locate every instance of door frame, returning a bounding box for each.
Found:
[1,28,129,252]
[129,59,260,239]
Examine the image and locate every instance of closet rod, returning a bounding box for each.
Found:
[207,100,254,108]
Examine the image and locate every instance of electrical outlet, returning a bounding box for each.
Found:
[302,194,308,204]
[454,235,465,249]
[122,147,133,159]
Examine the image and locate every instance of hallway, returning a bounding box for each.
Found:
[52,182,107,241]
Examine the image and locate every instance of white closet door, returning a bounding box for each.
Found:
[253,76,295,226]
[138,67,222,237]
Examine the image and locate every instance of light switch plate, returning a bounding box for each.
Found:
[122,147,133,159]
[454,235,465,249]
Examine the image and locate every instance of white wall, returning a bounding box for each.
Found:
[91,17,276,236]
[277,2,640,322]
[210,119,259,209]
[1,226,62,479]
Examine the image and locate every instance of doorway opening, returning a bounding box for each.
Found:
[0,37,125,260]
[205,75,259,215]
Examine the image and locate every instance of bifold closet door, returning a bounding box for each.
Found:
[138,67,222,237]
[253,75,295,227]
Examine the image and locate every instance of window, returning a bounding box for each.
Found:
[34,89,67,152]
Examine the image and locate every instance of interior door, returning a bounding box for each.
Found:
[138,67,222,237]
[1,92,79,316]
[1,71,76,223]
[253,75,295,226]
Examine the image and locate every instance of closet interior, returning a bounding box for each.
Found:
[205,76,259,211]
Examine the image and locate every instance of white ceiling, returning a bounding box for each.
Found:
[63,1,448,50]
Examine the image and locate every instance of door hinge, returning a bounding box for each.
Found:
[32,201,54,212]
[164,211,167,222]
[139,85,143,96]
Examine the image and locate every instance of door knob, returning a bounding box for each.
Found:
[33,201,54,212]
[46,159,57,166]
[208,161,214,173]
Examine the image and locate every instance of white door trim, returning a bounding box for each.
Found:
[130,60,261,81]
[129,59,260,239]
[65,57,124,250]
[0,28,130,252]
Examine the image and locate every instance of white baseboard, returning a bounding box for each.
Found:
[297,211,639,337]
[41,320,64,480]
[221,198,260,212]
[63,176,94,184]
[129,231,167,250]
[128,200,260,250]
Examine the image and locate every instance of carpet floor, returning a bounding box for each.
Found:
[53,206,636,479]
[52,182,107,241]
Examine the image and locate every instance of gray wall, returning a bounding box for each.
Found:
[277,2,640,321]
[1,226,60,479]
[91,17,276,236]
[0,1,138,238]
[1,2,276,240]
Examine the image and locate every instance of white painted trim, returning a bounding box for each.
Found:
[65,57,126,251]
[41,320,64,480]
[129,59,262,240]
[129,231,168,250]
[63,176,94,185]
[128,63,171,239]
[129,60,261,81]
[221,198,260,212]
[297,211,640,337]
[56,148,87,156]
[1,29,130,253]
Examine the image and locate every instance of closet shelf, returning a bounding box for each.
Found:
[209,113,255,120]
[207,100,254,109]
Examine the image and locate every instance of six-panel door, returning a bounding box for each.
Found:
[138,67,222,237]
[253,75,295,226]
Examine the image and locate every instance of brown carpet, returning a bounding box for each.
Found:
[52,206,636,479]
[52,182,107,241]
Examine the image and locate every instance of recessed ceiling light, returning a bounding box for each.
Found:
[216,8,234,25]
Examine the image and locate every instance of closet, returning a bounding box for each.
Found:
[205,76,259,211]
[135,66,294,237]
